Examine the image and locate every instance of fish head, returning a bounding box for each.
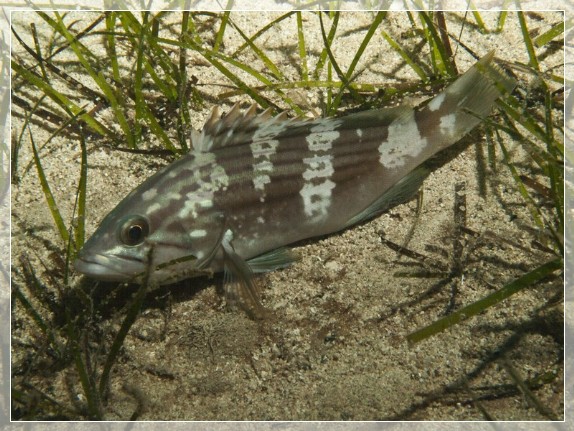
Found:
[74,153,227,285]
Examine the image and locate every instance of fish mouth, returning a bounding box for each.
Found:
[74,253,144,283]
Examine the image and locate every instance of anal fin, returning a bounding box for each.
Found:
[344,165,430,228]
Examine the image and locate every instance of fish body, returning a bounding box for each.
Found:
[75,53,514,316]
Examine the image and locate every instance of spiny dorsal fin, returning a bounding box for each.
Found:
[190,103,307,153]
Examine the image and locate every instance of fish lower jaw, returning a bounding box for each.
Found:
[74,254,143,283]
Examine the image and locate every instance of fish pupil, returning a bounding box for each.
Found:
[128,225,142,242]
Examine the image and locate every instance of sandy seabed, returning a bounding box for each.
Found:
[10,10,564,420]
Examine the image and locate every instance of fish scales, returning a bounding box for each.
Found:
[75,52,515,317]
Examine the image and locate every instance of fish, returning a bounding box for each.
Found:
[74,52,515,318]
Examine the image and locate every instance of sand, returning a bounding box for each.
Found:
[10,10,564,421]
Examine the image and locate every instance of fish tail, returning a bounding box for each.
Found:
[418,51,516,154]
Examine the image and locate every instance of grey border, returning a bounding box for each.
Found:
[2,0,571,430]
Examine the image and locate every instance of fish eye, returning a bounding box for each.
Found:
[119,216,150,246]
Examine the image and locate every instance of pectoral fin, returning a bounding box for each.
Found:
[221,230,269,319]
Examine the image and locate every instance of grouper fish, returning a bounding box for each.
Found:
[74,52,515,317]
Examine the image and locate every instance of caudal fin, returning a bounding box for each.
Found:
[416,51,516,155]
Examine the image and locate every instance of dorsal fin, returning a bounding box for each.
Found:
[190,103,307,152]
